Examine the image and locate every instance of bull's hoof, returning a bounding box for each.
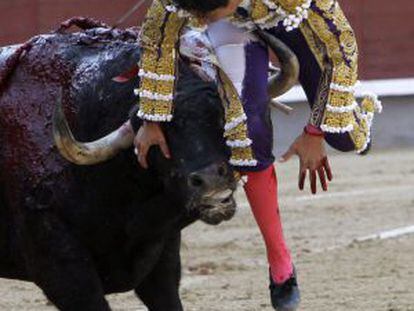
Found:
[269,268,300,311]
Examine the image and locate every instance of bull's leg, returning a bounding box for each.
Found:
[135,233,183,311]
[20,209,110,311]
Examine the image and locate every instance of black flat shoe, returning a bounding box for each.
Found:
[269,268,301,311]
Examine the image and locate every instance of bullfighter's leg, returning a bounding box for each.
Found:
[135,233,183,311]
[20,208,110,311]
[207,21,300,310]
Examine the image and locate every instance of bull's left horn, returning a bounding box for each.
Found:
[53,94,135,165]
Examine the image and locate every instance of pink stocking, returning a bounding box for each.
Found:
[243,165,293,283]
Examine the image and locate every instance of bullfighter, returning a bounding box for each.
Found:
[132,0,382,310]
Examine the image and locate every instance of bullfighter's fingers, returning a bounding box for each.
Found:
[159,139,171,159]
[318,167,328,192]
[299,168,306,191]
[138,144,149,169]
[310,169,317,194]
[323,157,333,181]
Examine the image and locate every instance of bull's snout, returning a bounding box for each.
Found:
[188,162,229,191]
[186,162,237,225]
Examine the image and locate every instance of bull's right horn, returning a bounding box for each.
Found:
[254,29,300,99]
[53,94,135,165]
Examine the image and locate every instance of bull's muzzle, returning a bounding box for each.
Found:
[187,162,237,225]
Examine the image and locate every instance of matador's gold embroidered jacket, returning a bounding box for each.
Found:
[136,0,382,167]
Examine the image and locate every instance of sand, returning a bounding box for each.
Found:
[0,149,413,310]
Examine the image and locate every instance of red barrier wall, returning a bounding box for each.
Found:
[0,0,413,79]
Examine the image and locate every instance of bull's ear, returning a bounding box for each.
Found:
[113,64,139,83]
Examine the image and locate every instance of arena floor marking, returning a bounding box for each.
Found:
[309,225,414,254]
[291,185,413,202]
[355,225,414,242]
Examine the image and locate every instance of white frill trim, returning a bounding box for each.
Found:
[229,159,258,167]
[224,114,248,131]
[262,0,278,10]
[320,123,354,134]
[138,69,175,82]
[356,112,375,154]
[326,101,358,113]
[138,90,173,101]
[282,0,312,32]
[137,110,173,122]
[165,5,177,12]
[253,0,312,31]
[165,4,191,17]
[330,81,360,94]
[226,138,253,148]
[362,91,383,113]
[356,92,382,153]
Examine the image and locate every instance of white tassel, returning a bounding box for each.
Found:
[229,159,258,167]
[224,114,248,131]
[330,81,359,94]
[139,90,173,102]
[321,123,354,134]
[326,101,358,113]
[137,110,173,122]
[138,69,175,82]
[226,138,253,148]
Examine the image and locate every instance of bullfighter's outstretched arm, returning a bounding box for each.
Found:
[246,0,381,152]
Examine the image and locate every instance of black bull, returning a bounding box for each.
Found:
[0,18,298,310]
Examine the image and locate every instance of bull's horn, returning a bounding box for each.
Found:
[53,94,135,165]
[254,29,300,98]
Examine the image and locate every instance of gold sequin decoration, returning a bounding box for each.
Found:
[137,0,187,119]
[277,0,310,13]
[299,21,326,69]
[315,0,335,12]
[329,89,354,107]
[300,1,377,152]
[217,68,257,165]
[323,111,354,128]
[251,0,271,21]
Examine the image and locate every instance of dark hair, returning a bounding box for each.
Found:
[173,0,230,14]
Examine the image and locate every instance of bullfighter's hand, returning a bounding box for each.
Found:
[279,132,333,194]
[134,122,171,169]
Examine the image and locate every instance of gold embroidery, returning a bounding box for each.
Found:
[138,0,186,119]
[349,106,369,151]
[217,69,256,166]
[315,0,335,12]
[323,111,354,128]
[309,68,331,126]
[332,62,358,87]
[277,0,310,12]
[307,10,344,65]
[300,2,379,152]
[251,0,271,21]
[329,89,354,107]
[299,21,325,69]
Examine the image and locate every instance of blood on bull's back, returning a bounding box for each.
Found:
[0,21,147,283]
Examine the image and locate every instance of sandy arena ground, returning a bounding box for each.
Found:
[0,148,413,310]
